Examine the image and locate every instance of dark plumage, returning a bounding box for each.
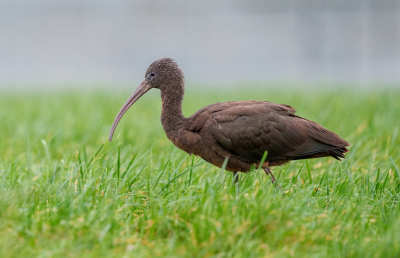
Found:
[109,58,349,183]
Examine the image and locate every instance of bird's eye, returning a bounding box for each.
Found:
[147,73,155,79]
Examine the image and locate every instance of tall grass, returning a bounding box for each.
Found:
[0,87,399,257]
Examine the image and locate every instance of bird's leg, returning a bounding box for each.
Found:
[232,172,239,184]
[263,167,277,184]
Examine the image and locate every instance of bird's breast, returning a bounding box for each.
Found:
[164,128,201,155]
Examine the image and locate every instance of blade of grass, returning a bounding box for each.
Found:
[170,155,189,181]
[258,151,268,170]
[153,160,170,189]
[215,157,229,185]
[389,157,400,192]
[121,152,140,180]
[306,160,312,184]
[128,156,154,189]
[292,162,305,184]
[117,144,121,183]
[86,143,104,168]
[188,155,194,187]
[77,151,83,190]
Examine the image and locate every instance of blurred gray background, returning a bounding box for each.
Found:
[1,0,399,87]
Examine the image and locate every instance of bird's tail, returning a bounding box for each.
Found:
[329,147,349,161]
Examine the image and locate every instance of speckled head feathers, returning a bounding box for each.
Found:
[145,58,184,89]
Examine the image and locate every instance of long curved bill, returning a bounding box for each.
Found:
[109,80,151,141]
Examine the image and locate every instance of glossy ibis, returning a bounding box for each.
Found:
[109,58,349,183]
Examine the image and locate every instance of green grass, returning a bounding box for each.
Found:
[0,86,399,257]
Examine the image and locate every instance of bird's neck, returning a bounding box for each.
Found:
[160,82,185,134]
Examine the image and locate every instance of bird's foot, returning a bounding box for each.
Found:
[263,167,276,183]
[263,167,281,189]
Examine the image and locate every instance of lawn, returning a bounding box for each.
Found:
[0,86,399,257]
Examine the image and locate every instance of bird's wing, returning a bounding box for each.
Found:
[186,101,295,132]
[187,101,348,163]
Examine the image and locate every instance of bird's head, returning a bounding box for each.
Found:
[109,58,184,141]
[144,58,184,90]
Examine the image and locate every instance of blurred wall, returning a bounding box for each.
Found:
[0,0,399,87]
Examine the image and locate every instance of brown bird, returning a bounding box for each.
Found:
[109,58,349,183]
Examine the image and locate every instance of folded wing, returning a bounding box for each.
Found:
[188,101,349,164]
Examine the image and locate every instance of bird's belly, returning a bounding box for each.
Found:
[194,144,253,173]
